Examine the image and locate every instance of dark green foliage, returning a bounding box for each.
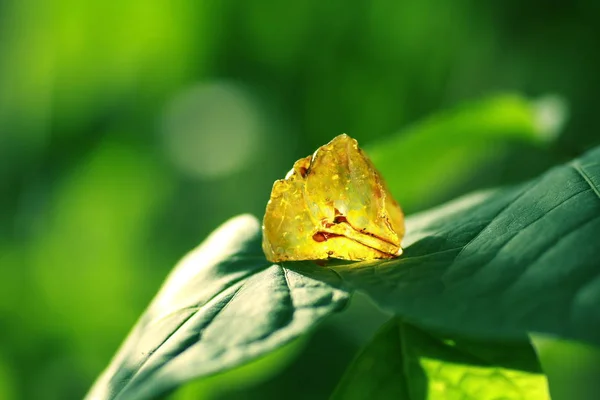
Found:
[89,146,600,399]
[86,216,349,400]
[337,145,600,345]
[4,4,600,397]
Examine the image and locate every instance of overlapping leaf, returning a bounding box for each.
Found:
[336,145,600,345]
[332,319,550,400]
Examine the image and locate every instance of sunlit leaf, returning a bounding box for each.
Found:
[332,319,550,400]
[367,94,562,213]
[86,215,350,400]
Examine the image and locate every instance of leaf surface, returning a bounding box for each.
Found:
[86,215,349,400]
[332,319,550,400]
[336,145,600,345]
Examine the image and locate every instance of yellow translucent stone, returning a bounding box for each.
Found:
[262,134,405,262]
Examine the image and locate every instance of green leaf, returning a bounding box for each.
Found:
[332,319,550,400]
[169,338,306,399]
[336,145,600,345]
[366,94,562,213]
[533,335,600,400]
[86,215,350,400]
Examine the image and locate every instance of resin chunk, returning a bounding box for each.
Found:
[262,134,404,262]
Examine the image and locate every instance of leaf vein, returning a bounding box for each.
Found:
[459,186,592,281]
[116,284,246,399]
[504,213,600,293]
[571,161,600,201]
[452,184,535,262]
[282,266,295,309]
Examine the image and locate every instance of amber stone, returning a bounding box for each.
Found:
[262,134,405,262]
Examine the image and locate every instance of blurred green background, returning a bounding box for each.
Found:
[1,1,600,399]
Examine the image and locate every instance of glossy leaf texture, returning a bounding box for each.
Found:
[86,215,350,400]
[331,319,550,400]
[336,145,600,345]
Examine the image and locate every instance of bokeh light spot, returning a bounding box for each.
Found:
[533,95,568,142]
[162,82,263,179]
